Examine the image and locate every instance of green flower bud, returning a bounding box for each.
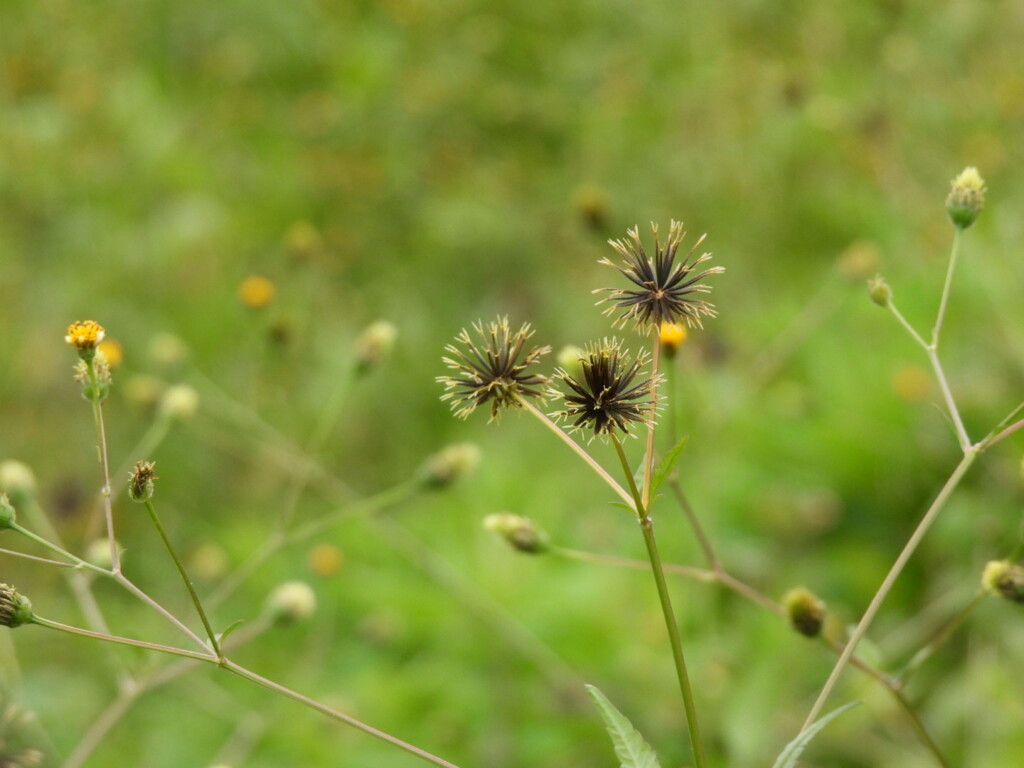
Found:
[419,443,481,488]
[128,461,158,503]
[354,320,398,374]
[265,581,317,623]
[982,560,1024,603]
[945,167,986,229]
[0,584,34,628]
[0,460,37,508]
[867,274,892,307]
[0,494,17,530]
[783,587,826,638]
[483,513,549,554]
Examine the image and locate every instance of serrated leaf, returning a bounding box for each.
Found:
[586,684,662,768]
[771,701,861,768]
[650,436,688,497]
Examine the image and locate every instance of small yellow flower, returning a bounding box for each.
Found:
[65,320,105,351]
[238,275,276,309]
[97,338,124,367]
[659,322,688,357]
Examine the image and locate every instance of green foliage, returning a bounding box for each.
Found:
[771,701,861,768]
[586,685,662,768]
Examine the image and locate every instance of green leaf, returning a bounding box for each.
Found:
[586,684,662,768]
[771,701,861,768]
[216,619,248,646]
[650,436,689,497]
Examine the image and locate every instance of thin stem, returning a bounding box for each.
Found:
[551,546,713,583]
[112,572,209,650]
[641,330,661,510]
[985,417,1024,449]
[143,499,221,658]
[637,515,707,768]
[899,589,986,684]
[668,479,720,570]
[86,360,120,573]
[887,301,930,351]
[223,660,464,768]
[519,399,634,508]
[37,615,461,768]
[611,436,643,513]
[889,688,952,768]
[0,547,76,568]
[801,449,977,730]
[932,227,962,346]
[9,522,106,574]
[31,615,214,662]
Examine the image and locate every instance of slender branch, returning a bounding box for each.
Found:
[801,449,978,729]
[668,479,720,570]
[112,573,209,650]
[0,546,77,568]
[887,301,929,351]
[143,499,221,658]
[31,615,214,662]
[641,330,661,510]
[86,360,120,573]
[899,589,986,684]
[932,228,962,346]
[925,346,971,451]
[985,417,1024,449]
[519,399,634,508]
[889,688,952,768]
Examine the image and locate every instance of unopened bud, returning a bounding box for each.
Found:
[0,461,37,507]
[659,322,688,358]
[946,166,986,229]
[982,560,1024,603]
[160,384,200,420]
[0,584,34,628]
[556,345,585,381]
[265,581,316,623]
[354,321,398,374]
[419,443,481,488]
[783,587,826,638]
[484,513,548,554]
[867,274,892,307]
[0,494,17,530]
[128,461,158,503]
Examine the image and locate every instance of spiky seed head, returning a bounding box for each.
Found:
[946,167,986,229]
[551,338,659,439]
[438,317,551,421]
[597,221,724,330]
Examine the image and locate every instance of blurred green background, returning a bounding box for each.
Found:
[2,0,1024,766]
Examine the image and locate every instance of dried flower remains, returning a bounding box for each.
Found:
[598,221,723,329]
[438,317,551,420]
[551,338,659,438]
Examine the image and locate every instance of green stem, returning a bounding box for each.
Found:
[143,499,222,659]
[9,522,106,574]
[86,360,120,573]
[519,399,634,508]
[611,435,706,768]
[801,449,978,730]
[899,589,986,684]
[638,515,707,768]
[31,615,213,662]
[932,228,962,346]
[34,616,461,768]
[641,331,661,510]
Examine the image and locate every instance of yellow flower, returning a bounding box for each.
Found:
[97,338,124,367]
[65,320,105,351]
[659,322,688,356]
[238,275,276,309]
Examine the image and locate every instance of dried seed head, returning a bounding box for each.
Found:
[0,585,33,629]
[597,221,724,330]
[483,513,548,554]
[438,317,551,421]
[946,166,986,230]
[128,461,158,503]
[550,338,659,439]
[783,587,826,638]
